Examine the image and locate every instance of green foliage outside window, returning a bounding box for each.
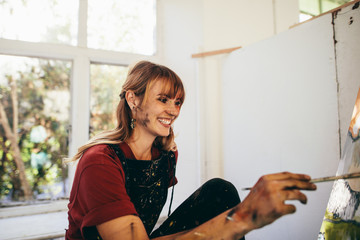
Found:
[0,57,71,202]
[90,64,128,137]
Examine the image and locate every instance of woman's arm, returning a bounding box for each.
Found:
[97,172,317,240]
[97,215,149,240]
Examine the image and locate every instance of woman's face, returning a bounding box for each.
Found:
[134,80,182,139]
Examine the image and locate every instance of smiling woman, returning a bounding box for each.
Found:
[123,67,185,152]
[125,80,182,144]
[65,60,316,240]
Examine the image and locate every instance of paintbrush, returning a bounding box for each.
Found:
[241,172,360,191]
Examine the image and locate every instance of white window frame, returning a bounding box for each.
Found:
[0,0,160,238]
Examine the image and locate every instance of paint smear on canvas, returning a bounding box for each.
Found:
[318,88,360,240]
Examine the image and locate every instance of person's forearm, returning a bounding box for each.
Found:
[152,207,252,240]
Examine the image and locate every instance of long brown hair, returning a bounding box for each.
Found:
[69,61,185,162]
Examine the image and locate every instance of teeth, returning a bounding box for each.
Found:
[159,119,171,125]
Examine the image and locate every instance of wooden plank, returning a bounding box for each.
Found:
[191,46,242,58]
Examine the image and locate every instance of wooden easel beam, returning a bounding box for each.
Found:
[191,46,242,58]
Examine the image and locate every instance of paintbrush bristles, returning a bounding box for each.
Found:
[241,172,360,191]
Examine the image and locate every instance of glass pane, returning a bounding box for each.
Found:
[299,0,351,17]
[88,0,156,55]
[299,13,313,22]
[321,0,345,12]
[0,55,71,203]
[90,64,128,136]
[299,0,321,16]
[0,0,78,45]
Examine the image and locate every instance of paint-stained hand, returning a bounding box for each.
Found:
[231,172,317,230]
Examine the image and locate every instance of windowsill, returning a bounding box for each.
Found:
[0,200,68,240]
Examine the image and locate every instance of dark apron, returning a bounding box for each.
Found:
[110,144,176,235]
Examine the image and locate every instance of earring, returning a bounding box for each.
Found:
[130,118,136,129]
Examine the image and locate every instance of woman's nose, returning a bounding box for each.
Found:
[167,102,179,116]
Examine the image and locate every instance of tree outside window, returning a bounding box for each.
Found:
[90,64,128,137]
[0,56,71,202]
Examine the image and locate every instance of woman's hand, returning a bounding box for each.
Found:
[230,172,317,230]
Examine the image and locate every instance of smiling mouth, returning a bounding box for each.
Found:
[158,118,172,126]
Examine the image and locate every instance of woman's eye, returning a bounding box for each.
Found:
[175,101,182,106]
[159,97,167,103]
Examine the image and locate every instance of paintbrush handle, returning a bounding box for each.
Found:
[242,172,360,191]
[310,172,360,183]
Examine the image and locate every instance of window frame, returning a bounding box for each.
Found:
[0,0,160,238]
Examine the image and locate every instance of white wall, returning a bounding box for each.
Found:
[202,0,299,51]
[197,0,300,181]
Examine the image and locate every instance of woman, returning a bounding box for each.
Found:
[66,61,316,240]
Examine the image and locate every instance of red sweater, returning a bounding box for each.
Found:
[65,143,177,239]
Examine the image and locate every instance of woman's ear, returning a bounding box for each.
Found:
[125,91,138,110]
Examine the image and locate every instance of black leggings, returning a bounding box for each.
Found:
[150,178,245,239]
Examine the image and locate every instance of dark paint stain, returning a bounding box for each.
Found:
[349,16,353,25]
[285,186,298,190]
[332,10,339,21]
[331,12,338,45]
[130,222,134,240]
[225,206,238,223]
[270,209,281,219]
[251,209,258,223]
[353,2,359,10]
[138,113,150,127]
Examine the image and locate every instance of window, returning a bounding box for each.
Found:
[0,0,156,203]
[0,0,157,238]
[88,0,156,55]
[0,0,78,45]
[90,64,128,136]
[0,0,156,54]
[299,0,351,22]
